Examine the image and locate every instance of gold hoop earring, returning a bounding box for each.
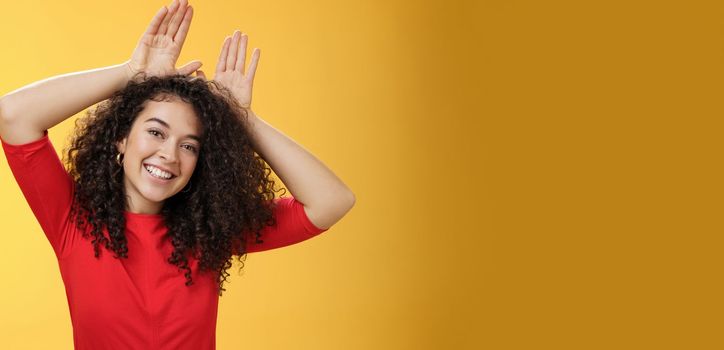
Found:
[116,152,124,166]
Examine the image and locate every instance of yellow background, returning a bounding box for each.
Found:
[1,0,720,349]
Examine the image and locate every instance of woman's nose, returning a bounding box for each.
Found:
[158,141,178,162]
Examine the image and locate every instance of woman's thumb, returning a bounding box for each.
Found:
[178,60,203,76]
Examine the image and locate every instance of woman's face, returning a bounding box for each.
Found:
[116,95,203,214]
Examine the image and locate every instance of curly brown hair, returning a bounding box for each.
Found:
[63,74,286,296]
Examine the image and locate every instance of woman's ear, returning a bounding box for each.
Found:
[116,138,127,154]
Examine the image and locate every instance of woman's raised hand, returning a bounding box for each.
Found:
[197,30,260,110]
[126,0,201,78]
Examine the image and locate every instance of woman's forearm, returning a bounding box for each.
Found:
[245,110,355,230]
[0,62,133,144]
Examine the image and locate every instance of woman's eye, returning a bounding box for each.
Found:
[183,144,198,153]
[148,130,163,138]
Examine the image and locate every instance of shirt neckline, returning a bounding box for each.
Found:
[123,211,164,220]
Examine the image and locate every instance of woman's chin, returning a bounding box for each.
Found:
[139,188,172,204]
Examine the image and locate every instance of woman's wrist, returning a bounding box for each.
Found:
[242,108,259,131]
[122,61,141,81]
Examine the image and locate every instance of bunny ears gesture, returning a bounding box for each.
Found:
[125,0,261,110]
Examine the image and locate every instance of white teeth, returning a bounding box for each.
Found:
[144,165,173,179]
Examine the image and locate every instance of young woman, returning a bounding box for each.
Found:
[0,1,355,349]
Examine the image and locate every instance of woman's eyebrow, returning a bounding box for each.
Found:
[144,117,201,142]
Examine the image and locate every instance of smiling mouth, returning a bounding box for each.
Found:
[144,164,176,180]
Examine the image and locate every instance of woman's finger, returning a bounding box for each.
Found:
[143,6,168,37]
[166,0,187,37]
[226,30,240,72]
[158,0,179,36]
[235,33,248,74]
[196,70,207,80]
[246,48,260,82]
[174,6,193,46]
[216,36,231,73]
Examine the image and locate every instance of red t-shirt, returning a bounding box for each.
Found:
[1,131,328,349]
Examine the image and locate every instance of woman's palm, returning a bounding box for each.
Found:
[215,68,254,108]
[135,35,179,76]
[128,0,200,78]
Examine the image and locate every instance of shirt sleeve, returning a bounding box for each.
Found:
[1,130,77,260]
[238,196,329,254]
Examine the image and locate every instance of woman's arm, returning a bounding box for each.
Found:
[205,30,355,230]
[0,64,133,145]
[0,0,200,145]
[246,110,356,230]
